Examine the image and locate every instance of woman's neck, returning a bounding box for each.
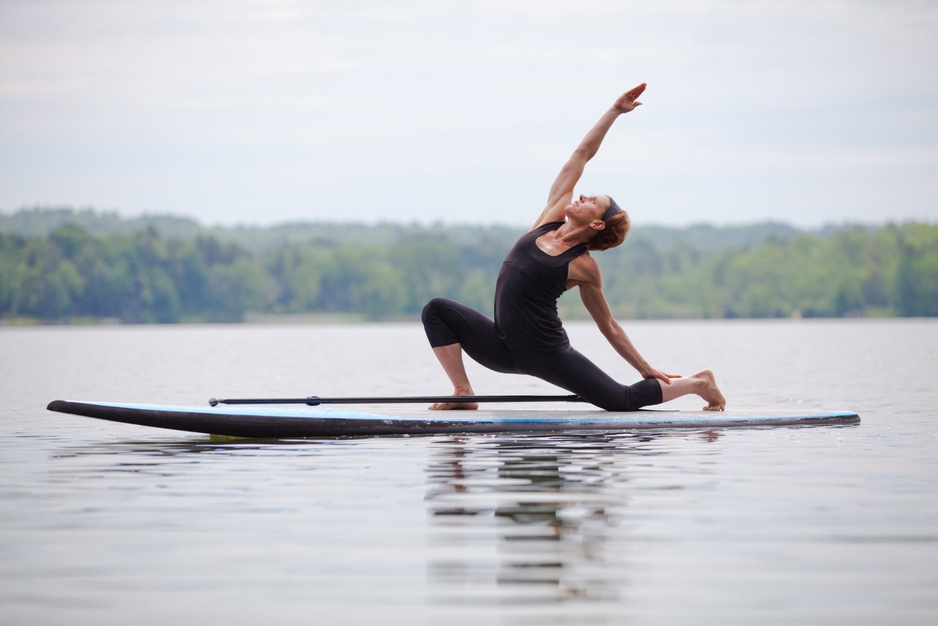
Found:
[536,222,590,255]
[552,220,592,245]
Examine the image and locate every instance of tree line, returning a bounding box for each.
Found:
[0,210,935,323]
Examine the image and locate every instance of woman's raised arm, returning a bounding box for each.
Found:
[532,83,646,230]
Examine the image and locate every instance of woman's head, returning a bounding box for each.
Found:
[587,195,630,251]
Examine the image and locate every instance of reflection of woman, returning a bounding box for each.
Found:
[422,83,725,412]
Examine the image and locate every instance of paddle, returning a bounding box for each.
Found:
[209,394,583,407]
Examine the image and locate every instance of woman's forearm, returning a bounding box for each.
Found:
[575,83,645,162]
[600,321,652,376]
[573,107,622,163]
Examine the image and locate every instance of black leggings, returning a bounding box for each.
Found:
[421,297,662,411]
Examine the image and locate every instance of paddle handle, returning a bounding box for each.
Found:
[209,394,583,407]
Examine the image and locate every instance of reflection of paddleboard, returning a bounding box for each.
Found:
[47,400,860,438]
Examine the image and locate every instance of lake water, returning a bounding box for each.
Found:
[1,319,936,625]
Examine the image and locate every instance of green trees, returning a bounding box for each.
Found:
[1,226,256,322]
[590,223,938,319]
[1,211,936,323]
[896,226,938,316]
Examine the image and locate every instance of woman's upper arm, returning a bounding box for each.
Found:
[530,151,588,230]
[531,201,567,231]
[574,259,616,333]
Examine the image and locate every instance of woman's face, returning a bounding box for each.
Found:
[566,194,611,223]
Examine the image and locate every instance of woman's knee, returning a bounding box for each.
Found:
[421,297,448,324]
[607,379,662,411]
[422,298,460,347]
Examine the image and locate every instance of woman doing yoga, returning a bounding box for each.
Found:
[421,83,726,411]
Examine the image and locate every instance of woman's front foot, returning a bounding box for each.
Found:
[694,369,726,411]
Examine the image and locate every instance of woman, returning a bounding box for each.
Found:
[421,83,726,411]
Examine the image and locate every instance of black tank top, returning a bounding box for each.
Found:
[494,221,587,352]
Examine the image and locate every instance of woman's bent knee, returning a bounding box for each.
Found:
[421,297,447,323]
[422,298,460,347]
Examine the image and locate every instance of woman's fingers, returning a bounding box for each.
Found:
[614,83,647,111]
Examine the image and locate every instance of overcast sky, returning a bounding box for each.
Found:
[1,0,936,228]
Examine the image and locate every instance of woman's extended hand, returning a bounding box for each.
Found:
[643,367,681,385]
[613,83,646,113]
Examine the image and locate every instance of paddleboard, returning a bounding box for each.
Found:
[47,400,860,438]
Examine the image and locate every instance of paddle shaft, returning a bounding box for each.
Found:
[209,394,583,407]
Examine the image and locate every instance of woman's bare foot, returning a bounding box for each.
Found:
[693,369,726,411]
[428,344,479,409]
[429,386,479,410]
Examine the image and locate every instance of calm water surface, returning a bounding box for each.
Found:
[1,320,936,625]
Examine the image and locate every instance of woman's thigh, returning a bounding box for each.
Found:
[422,298,518,374]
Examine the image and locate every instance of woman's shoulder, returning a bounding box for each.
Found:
[568,251,602,284]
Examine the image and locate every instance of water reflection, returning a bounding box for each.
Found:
[52,437,332,460]
[424,431,722,605]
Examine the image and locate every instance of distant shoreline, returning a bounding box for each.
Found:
[2,208,936,322]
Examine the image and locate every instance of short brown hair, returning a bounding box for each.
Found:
[587,208,630,251]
